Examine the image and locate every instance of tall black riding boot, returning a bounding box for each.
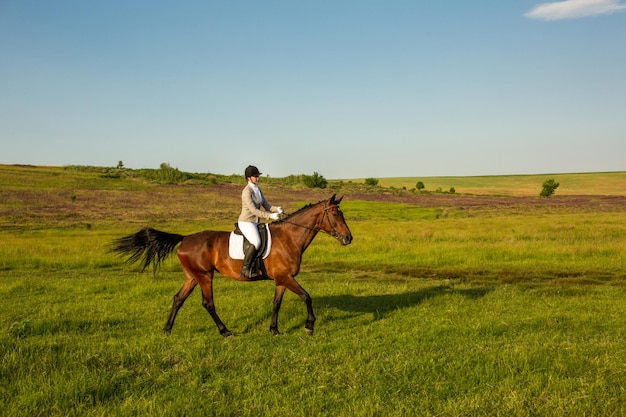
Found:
[241,245,259,278]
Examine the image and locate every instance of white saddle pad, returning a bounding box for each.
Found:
[228,231,272,260]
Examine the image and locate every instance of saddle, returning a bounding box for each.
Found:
[230,223,271,276]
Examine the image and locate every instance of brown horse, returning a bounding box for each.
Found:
[112,194,352,336]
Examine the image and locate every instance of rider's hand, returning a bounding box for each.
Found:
[269,213,280,220]
[276,207,284,214]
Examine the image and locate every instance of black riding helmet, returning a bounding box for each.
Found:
[245,165,261,178]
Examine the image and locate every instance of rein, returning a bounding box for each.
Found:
[277,201,340,239]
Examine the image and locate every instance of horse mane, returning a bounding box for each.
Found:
[279,199,325,222]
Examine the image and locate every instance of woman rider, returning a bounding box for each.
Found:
[238,165,283,278]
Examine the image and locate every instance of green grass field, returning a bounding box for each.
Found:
[1,165,625,416]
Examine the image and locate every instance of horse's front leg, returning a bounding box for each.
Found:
[281,278,316,335]
[270,285,286,335]
[301,289,316,336]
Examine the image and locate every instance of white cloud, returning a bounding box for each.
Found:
[525,0,626,20]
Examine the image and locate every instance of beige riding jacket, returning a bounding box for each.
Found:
[238,183,279,223]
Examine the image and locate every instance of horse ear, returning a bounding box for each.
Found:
[332,194,343,204]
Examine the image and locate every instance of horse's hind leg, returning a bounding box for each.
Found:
[201,292,233,337]
[163,277,197,334]
[196,272,233,337]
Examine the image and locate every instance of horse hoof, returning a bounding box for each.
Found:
[305,328,314,336]
[221,330,234,337]
[270,326,280,335]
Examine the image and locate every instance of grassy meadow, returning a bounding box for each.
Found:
[1,164,625,416]
[371,171,626,196]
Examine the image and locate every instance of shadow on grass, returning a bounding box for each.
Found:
[316,285,493,320]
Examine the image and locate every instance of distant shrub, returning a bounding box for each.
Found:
[157,163,191,184]
[449,187,456,194]
[365,178,379,186]
[302,172,328,189]
[130,163,203,184]
[416,181,425,191]
[278,175,304,186]
[540,179,559,197]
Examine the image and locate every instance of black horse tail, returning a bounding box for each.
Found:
[111,227,184,273]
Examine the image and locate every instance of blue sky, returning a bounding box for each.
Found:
[1,0,625,179]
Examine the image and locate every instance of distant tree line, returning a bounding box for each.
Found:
[66,163,332,189]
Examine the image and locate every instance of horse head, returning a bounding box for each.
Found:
[322,194,353,245]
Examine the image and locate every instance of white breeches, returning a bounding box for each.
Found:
[238,221,261,249]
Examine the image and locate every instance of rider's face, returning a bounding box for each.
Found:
[248,175,260,184]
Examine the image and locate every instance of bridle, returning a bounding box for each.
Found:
[278,201,344,240]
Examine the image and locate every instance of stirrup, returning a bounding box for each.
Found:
[241,267,259,278]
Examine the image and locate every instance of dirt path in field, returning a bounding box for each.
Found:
[345,190,626,213]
